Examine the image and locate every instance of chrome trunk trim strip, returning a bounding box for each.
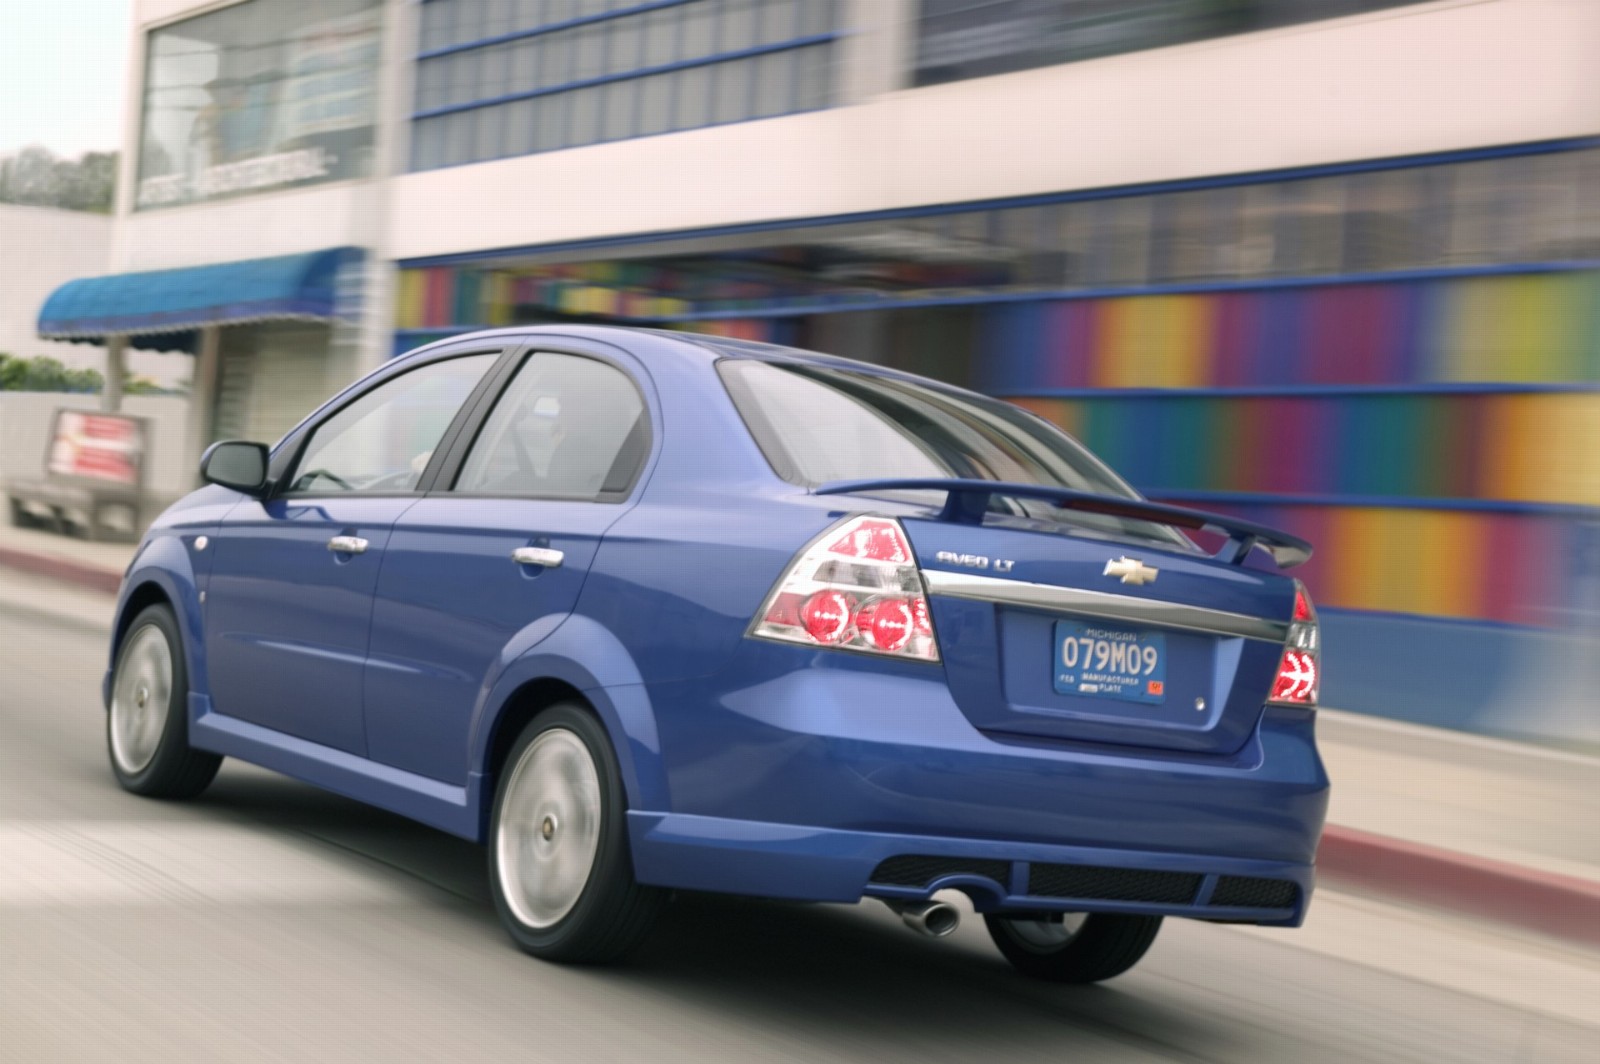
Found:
[921,570,1289,642]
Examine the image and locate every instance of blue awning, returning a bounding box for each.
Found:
[38,247,362,353]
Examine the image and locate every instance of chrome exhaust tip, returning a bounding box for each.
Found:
[883,899,961,938]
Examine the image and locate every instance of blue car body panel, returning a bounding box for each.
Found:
[106,325,1329,927]
[204,495,419,755]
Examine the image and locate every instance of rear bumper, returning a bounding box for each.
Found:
[629,812,1315,926]
[632,650,1329,926]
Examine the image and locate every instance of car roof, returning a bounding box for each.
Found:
[398,324,969,394]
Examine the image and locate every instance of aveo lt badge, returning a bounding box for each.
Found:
[935,550,1014,573]
[1104,556,1159,586]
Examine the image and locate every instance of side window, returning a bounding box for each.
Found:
[454,353,648,500]
[287,354,497,494]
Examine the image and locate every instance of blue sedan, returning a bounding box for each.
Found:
[104,326,1328,981]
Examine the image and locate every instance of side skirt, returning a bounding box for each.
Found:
[189,694,483,841]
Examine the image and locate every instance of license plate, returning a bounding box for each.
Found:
[1053,621,1167,704]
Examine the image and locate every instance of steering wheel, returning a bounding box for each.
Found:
[297,467,356,492]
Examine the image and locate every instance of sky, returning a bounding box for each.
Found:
[0,0,132,157]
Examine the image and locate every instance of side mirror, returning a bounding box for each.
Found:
[200,440,269,495]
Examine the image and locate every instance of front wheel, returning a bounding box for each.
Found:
[985,912,1162,983]
[487,704,667,963]
[107,603,222,799]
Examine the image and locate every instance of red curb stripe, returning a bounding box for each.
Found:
[1319,824,1600,948]
[0,545,122,596]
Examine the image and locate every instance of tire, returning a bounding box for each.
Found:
[107,603,222,799]
[985,911,1162,984]
[488,704,667,963]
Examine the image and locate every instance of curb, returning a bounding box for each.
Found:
[1317,824,1600,949]
[0,544,122,596]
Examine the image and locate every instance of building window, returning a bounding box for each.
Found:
[410,0,841,171]
[136,0,382,210]
[911,0,1438,87]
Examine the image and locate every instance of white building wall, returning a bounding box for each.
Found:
[0,206,183,387]
[389,0,1600,262]
[0,206,112,364]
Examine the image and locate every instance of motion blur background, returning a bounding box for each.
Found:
[2,0,1597,744]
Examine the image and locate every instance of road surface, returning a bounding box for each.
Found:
[3,572,1597,1063]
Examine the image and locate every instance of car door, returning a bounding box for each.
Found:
[203,349,502,754]
[363,346,653,784]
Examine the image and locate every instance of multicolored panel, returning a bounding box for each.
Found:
[1150,500,1592,629]
[1010,393,1600,508]
[396,266,1600,388]
[980,271,1600,390]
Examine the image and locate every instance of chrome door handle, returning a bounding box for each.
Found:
[327,535,369,555]
[511,546,564,568]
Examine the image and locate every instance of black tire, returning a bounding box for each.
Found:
[487,704,667,963]
[985,912,1162,983]
[106,604,222,799]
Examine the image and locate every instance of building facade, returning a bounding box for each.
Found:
[45,0,1600,735]
[0,205,112,366]
[40,0,401,457]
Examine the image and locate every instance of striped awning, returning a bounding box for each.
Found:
[38,247,362,353]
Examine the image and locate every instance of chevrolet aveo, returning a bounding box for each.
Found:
[105,326,1328,982]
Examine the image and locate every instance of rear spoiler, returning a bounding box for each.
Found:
[813,478,1312,569]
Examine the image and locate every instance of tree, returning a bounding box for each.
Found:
[0,352,104,393]
[0,146,117,213]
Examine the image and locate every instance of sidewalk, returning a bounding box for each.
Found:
[1316,712,1600,946]
[2,520,1596,946]
[0,519,135,595]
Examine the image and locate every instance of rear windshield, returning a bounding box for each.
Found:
[718,359,1191,549]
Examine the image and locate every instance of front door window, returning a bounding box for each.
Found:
[287,354,497,494]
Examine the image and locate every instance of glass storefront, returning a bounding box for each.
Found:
[135,0,382,210]
[912,0,1434,86]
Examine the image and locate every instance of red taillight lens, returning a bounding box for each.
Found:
[750,515,940,661]
[1292,585,1315,623]
[1269,580,1320,707]
[800,590,854,645]
[855,597,915,652]
[1270,650,1319,704]
[826,518,912,563]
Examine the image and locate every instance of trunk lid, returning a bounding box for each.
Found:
[903,515,1297,755]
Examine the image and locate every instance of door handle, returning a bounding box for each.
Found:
[327,535,369,555]
[511,546,564,568]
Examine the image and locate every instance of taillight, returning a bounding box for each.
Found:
[749,515,939,661]
[1268,581,1319,706]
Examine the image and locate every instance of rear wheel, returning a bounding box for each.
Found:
[488,704,666,963]
[985,911,1162,983]
[107,604,222,799]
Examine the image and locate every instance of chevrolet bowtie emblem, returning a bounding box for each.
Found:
[1104,556,1158,586]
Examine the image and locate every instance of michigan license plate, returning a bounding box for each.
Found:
[1052,621,1167,704]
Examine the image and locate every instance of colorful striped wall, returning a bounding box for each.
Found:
[1145,503,1587,630]
[995,271,1600,627]
[1010,392,1600,508]
[978,273,1600,391]
[394,262,776,330]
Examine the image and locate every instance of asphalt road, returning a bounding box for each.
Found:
[3,576,1598,1064]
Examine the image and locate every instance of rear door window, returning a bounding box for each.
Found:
[453,353,648,500]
